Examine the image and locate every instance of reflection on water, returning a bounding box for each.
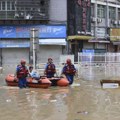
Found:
[79,65,120,80]
[1,66,120,120]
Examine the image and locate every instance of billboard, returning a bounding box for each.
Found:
[0,25,66,38]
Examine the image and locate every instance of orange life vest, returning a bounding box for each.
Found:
[17,65,29,78]
[46,63,56,74]
[63,64,76,75]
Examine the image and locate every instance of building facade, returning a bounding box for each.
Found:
[0,0,67,66]
[1,0,120,65]
[67,0,120,61]
[91,0,120,53]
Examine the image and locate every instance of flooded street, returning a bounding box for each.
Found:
[1,65,120,120]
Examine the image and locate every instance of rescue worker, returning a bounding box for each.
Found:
[61,59,76,85]
[29,66,40,80]
[44,58,56,78]
[16,59,29,88]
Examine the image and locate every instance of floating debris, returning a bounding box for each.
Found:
[102,83,119,89]
[50,99,57,102]
[71,83,80,87]
[6,99,11,102]
[77,111,88,115]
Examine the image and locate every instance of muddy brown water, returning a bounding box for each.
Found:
[0,65,120,120]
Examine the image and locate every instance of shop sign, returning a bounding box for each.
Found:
[91,28,106,38]
[110,28,120,41]
[0,40,30,48]
[0,25,66,38]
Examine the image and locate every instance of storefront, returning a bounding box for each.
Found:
[0,25,66,66]
[0,39,30,66]
[67,35,93,61]
[37,38,66,63]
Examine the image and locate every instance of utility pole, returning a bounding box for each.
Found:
[30,28,39,70]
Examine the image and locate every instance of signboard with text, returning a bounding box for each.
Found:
[67,0,91,35]
[0,25,66,38]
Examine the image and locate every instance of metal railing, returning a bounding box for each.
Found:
[78,52,120,64]
[77,52,120,79]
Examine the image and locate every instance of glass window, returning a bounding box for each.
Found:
[2,1,5,10]
[109,7,116,19]
[118,9,120,20]
[0,11,6,19]
[7,1,10,10]
[91,4,94,17]
[97,5,105,18]
[0,1,1,10]
[11,2,15,10]
[6,11,15,19]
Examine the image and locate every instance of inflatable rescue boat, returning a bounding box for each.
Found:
[5,74,69,88]
[5,74,51,88]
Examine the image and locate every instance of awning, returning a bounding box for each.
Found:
[39,39,66,45]
[0,40,30,48]
[67,35,93,40]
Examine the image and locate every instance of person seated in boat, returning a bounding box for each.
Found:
[61,59,76,85]
[29,66,40,80]
[16,59,29,88]
[44,58,56,78]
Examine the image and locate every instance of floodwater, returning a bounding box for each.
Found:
[1,64,120,120]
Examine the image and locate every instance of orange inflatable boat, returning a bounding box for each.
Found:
[5,74,51,88]
[49,77,69,87]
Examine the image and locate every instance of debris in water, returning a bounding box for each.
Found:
[50,99,57,102]
[6,99,11,102]
[71,83,80,87]
[77,111,88,115]
[102,83,119,89]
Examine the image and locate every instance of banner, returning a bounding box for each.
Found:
[0,25,66,38]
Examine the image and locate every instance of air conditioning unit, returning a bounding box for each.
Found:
[97,18,102,23]
[114,20,117,24]
[91,17,96,22]
[112,20,117,25]
[118,20,120,25]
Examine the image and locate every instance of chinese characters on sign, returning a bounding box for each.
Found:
[78,0,91,33]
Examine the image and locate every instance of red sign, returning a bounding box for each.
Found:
[80,0,91,32]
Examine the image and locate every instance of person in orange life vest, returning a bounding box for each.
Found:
[16,59,29,88]
[44,58,56,78]
[61,59,76,85]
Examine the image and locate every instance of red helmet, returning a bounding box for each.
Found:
[20,59,26,64]
[66,59,71,64]
[48,58,52,61]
